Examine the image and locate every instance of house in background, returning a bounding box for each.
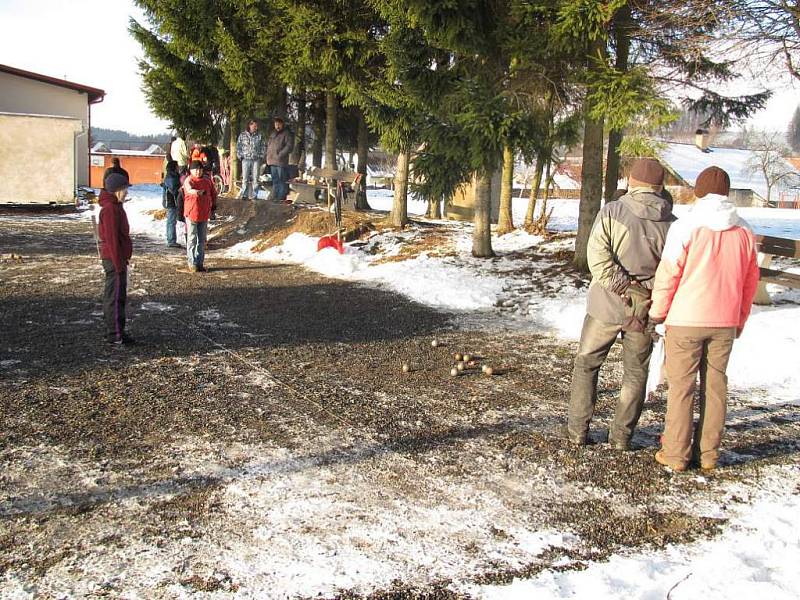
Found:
[90,142,165,187]
[0,63,104,204]
[656,134,800,207]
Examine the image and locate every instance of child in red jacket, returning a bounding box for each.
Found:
[180,160,217,272]
[98,173,134,344]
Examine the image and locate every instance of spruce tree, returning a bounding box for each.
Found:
[131,0,286,188]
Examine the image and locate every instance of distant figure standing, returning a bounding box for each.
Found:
[190,142,204,164]
[180,160,217,273]
[236,119,266,201]
[161,138,175,179]
[650,166,760,472]
[201,143,220,176]
[102,158,129,188]
[171,134,189,172]
[266,116,294,203]
[162,160,181,248]
[98,173,134,344]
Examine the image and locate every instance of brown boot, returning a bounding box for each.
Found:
[655,450,687,472]
[690,450,718,472]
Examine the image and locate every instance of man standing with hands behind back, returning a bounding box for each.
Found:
[566,158,676,450]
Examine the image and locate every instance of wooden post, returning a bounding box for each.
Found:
[753,252,773,305]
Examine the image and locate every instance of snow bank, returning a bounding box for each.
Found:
[468,466,800,600]
[729,300,800,403]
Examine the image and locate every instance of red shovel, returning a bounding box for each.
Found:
[317,234,344,254]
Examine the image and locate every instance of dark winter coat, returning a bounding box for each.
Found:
[162,171,181,208]
[585,191,676,326]
[201,145,220,175]
[266,128,293,167]
[103,165,130,188]
[98,190,132,273]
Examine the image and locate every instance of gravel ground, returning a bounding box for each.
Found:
[1,204,798,598]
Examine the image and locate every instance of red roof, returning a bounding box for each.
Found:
[0,63,105,104]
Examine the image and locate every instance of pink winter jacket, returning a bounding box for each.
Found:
[649,194,760,330]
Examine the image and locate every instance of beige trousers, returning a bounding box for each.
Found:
[661,326,736,466]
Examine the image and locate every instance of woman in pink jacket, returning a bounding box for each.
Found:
[649,166,760,472]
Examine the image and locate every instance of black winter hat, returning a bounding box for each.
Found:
[189,160,203,170]
[105,173,130,193]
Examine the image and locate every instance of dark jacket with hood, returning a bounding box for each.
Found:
[98,190,132,273]
[162,170,181,208]
[585,191,676,326]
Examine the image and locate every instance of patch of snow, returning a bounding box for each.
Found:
[139,302,175,312]
[467,465,800,599]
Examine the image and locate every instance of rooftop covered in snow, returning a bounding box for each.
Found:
[660,141,800,201]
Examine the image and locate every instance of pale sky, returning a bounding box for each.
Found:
[0,0,170,133]
[0,0,797,135]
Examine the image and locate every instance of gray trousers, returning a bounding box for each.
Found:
[186,219,208,267]
[102,259,127,340]
[567,314,653,443]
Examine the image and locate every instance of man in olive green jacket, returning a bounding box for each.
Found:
[566,158,676,449]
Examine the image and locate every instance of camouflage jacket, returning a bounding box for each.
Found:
[236,130,266,161]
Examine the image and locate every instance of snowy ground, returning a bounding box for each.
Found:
[1,186,798,598]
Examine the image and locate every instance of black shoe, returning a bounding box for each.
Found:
[196,265,208,273]
[120,334,136,345]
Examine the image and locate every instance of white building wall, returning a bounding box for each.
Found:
[0,113,82,204]
[0,70,92,187]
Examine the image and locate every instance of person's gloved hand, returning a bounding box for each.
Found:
[645,316,665,342]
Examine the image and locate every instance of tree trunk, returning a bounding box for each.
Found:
[355,109,370,209]
[574,38,607,273]
[390,150,410,227]
[229,110,240,195]
[540,160,554,226]
[604,4,632,203]
[275,87,288,120]
[604,129,624,202]
[290,90,307,166]
[497,143,515,235]
[324,91,337,170]
[312,96,324,168]
[472,170,494,258]
[524,156,545,226]
[427,198,442,219]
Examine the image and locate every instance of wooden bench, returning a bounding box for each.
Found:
[754,235,800,305]
[289,181,325,205]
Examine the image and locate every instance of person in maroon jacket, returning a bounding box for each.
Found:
[98,173,134,344]
[180,160,217,272]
